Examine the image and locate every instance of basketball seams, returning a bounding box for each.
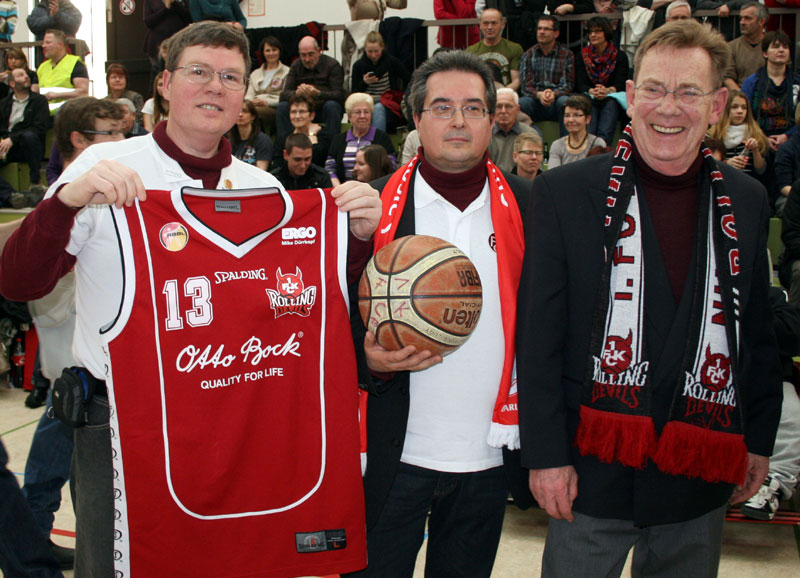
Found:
[358,235,484,356]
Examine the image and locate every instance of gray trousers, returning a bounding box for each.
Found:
[70,395,113,578]
[771,381,800,497]
[542,505,727,578]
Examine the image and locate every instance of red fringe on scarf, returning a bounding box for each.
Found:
[653,421,748,485]
[575,406,656,469]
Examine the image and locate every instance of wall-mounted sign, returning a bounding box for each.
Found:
[120,0,135,15]
[249,0,265,18]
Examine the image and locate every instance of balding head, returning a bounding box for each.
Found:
[298,36,321,69]
[479,8,505,45]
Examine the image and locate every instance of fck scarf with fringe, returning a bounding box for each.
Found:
[362,153,525,454]
[574,125,748,485]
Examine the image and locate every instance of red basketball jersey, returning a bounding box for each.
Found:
[102,187,365,577]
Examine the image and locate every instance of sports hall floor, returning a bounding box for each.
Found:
[2,384,798,577]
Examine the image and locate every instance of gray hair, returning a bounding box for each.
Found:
[665,0,692,19]
[742,2,769,21]
[408,50,497,116]
[115,97,136,113]
[345,92,374,114]
[166,21,251,77]
[497,87,519,105]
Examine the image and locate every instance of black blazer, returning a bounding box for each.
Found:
[0,91,49,144]
[516,153,783,526]
[354,166,535,530]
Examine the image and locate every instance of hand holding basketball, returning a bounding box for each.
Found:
[363,331,443,373]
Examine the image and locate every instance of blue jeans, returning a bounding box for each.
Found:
[352,462,507,578]
[275,99,344,143]
[519,94,569,135]
[0,438,64,577]
[22,390,74,537]
[70,395,113,578]
[589,97,622,145]
[372,103,387,132]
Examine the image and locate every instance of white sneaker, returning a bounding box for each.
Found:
[740,476,782,521]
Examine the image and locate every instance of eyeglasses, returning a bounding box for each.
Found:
[171,64,246,91]
[563,113,585,119]
[518,150,544,157]
[422,105,488,119]
[635,82,715,107]
[81,129,126,137]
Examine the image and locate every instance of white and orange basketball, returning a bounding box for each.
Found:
[358,235,483,357]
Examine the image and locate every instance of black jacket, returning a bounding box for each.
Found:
[351,51,410,94]
[0,91,49,144]
[270,162,332,191]
[517,153,782,525]
[355,165,535,530]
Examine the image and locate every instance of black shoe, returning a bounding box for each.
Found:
[49,540,75,570]
[24,384,48,408]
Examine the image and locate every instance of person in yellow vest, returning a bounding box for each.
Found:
[36,28,89,115]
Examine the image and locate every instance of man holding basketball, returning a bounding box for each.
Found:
[517,20,781,577]
[351,50,533,578]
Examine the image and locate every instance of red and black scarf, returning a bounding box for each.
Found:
[575,125,748,485]
[582,42,618,88]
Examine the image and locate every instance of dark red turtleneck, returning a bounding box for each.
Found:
[151,121,232,189]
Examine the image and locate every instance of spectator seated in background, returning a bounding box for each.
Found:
[742,30,800,151]
[45,96,125,185]
[575,16,628,145]
[724,2,768,91]
[245,36,290,133]
[547,94,606,168]
[0,68,49,205]
[326,92,396,186]
[665,0,693,21]
[0,0,17,44]
[270,93,329,172]
[774,107,800,213]
[270,133,331,190]
[739,287,800,520]
[708,89,769,179]
[466,8,524,93]
[26,0,81,40]
[519,14,573,130]
[489,87,539,173]
[36,28,89,115]
[189,0,245,29]
[277,36,345,143]
[115,98,148,137]
[637,0,697,28]
[352,143,393,183]
[228,100,272,171]
[142,71,169,132]
[351,31,410,133]
[0,48,39,102]
[104,63,144,125]
[511,131,544,181]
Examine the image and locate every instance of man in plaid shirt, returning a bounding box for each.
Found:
[519,14,574,128]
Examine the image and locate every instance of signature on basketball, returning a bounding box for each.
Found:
[175,333,302,373]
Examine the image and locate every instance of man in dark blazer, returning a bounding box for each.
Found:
[350,51,533,578]
[0,68,49,194]
[517,20,782,578]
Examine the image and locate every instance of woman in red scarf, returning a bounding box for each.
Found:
[575,16,629,144]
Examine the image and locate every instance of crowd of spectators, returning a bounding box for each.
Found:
[4,1,800,215]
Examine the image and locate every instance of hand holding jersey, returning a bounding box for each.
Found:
[56,159,147,209]
[330,180,382,241]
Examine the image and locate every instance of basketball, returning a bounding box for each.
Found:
[358,235,483,357]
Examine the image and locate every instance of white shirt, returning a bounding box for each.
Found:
[400,172,505,472]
